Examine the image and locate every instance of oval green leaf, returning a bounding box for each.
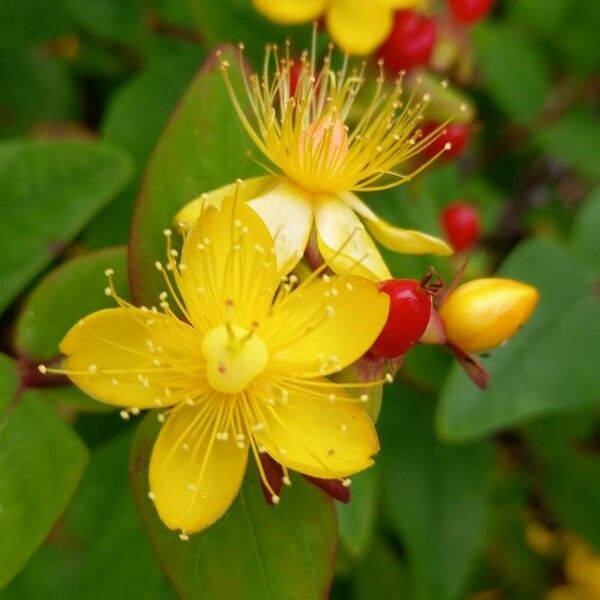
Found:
[0,354,89,589]
[0,139,133,314]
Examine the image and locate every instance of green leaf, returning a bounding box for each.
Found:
[0,354,89,589]
[536,109,600,181]
[3,431,171,599]
[337,467,378,561]
[0,139,132,314]
[130,413,337,600]
[0,0,72,46]
[473,24,551,123]
[0,47,79,138]
[351,539,411,600]
[129,47,260,304]
[437,238,600,442]
[60,0,144,43]
[524,410,600,551]
[15,247,129,360]
[571,185,600,277]
[380,385,492,600]
[84,47,203,249]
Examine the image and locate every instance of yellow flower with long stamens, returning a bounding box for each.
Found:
[43,194,389,537]
[253,0,428,55]
[176,42,452,282]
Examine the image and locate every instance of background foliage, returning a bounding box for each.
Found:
[0,0,599,598]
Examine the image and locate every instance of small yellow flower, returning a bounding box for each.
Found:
[253,0,427,55]
[46,195,389,536]
[176,45,452,282]
[438,278,539,353]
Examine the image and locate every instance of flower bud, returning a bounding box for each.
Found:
[438,278,539,353]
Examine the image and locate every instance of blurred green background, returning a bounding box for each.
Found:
[0,0,599,599]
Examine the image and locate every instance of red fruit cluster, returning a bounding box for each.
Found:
[421,122,470,160]
[448,0,494,24]
[370,279,432,359]
[440,202,480,252]
[378,10,437,72]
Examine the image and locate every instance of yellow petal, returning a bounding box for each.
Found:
[173,176,273,231]
[252,0,328,24]
[251,382,379,478]
[343,191,453,256]
[181,196,279,330]
[326,0,393,55]
[60,308,201,409]
[248,178,314,275]
[149,400,248,533]
[264,275,389,376]
[314,194,391,281]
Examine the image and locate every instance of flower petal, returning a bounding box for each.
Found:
[149,399,248,533]
[252,0,328,24]
[248,178,314,275]
[314,194,391,281]
[60,308,202,409]
[251,382,379,478]
[264,275,389,376]
[181,196,279,330]
[379,0,427,8]
[343,191,453,256]
[174,176,273,230]
[326,0,393,55]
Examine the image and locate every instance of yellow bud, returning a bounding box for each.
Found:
[438,278,539,353]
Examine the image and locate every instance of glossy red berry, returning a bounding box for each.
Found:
[440,202,480,252]
[370,279,432,359]
[448,0,494,25]
[378,10,437,73]
[421,122,470,160]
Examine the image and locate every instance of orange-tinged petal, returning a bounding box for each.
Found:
[173,176,273,230]
[343,191,453,256]
[149,399,248,533]
[252,0,328,24]
[248,178,314,275]
[326,0,393,55]
[264,275,389,376]
[251,382,379,478]
[60,308,202,409]
[180,196,278,330]
[439,278,539,353]
[314,194,391,281]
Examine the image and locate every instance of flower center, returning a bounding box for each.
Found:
[201,324,268,394]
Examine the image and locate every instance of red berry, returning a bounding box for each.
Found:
[440,202,480,252]
[448,0,494,25]
[378,10,437,73]
[421,122,470,160]
[370,279,432,359]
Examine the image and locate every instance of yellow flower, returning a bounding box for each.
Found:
[176,45,452,282]
[253,0,427,55]
[44,195,389,536]
[438,278,539,353]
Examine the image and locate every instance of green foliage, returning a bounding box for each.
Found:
[0,140,132,314]
[3,431,171,599]
[130,414,338,600]
[380,385,493,600]
[0,355,89,589]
